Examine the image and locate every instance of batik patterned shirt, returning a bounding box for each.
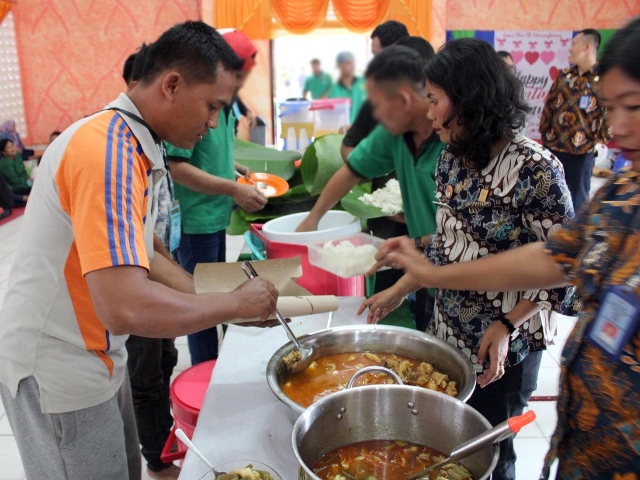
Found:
[540,65,612,156]
[426,136,576,368]
[543,168,640,479]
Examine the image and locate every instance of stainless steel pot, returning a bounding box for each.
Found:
[292,382,498,480]
[266,325,477,423]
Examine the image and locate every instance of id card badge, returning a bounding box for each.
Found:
[588,285,640,359]
[169,201,181,253]
[579,95,591,110]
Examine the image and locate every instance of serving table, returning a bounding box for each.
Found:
[177,297,367,480]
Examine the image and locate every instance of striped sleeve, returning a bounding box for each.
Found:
[55,112,150,275]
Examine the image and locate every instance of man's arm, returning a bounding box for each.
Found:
[168,159,266,212]
[150,241,195,294]
[296,165,361,232]
[340,144,354,163]
[86,265,278,338]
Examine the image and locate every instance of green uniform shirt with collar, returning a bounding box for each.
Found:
[165,109,236,235]
[0,154,30,190]
[304,72,333,99]
[347,124,444,238]
[329,77,366,123]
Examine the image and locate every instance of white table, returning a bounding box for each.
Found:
[178,297,367,480]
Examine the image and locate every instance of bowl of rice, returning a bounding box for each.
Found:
[307,232,387,278]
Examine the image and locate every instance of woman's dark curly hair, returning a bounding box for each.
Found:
[424,38,530,170]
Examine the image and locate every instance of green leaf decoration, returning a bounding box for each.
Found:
[300,134,345,195]
[233,138,301,180]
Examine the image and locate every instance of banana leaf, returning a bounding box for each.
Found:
[300,134,345,196]
[340,183,388,219]
[233,138,301,180]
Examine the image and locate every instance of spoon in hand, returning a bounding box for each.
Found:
[241,260,316,373]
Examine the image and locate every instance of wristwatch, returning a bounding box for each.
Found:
[414,237,423,250]
[497,316,517,335]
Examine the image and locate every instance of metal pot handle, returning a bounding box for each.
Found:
[347,366,404,389]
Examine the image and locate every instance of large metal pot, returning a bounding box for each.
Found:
[292,381,498,480]
[266,325,477,423]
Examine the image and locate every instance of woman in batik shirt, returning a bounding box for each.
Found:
[361,39,576,480]
[369,19,640,479]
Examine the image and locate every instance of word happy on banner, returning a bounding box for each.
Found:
[494,30,574,140]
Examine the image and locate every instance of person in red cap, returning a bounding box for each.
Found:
[222,29,259,129]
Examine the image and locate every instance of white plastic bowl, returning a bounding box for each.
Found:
[261,211,361,245]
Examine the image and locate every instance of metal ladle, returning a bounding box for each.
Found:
[407,410,537,480]
[241,260,316,373]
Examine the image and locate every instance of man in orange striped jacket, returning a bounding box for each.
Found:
[0,22,279,480]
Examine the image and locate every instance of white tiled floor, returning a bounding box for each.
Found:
[0,219,571,480]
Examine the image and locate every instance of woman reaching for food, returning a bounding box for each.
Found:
[359,38,576,480]
[366,19,640,479]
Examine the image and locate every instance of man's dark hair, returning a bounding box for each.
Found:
[130,43,151,83]
[139,21,243,85]
[371,20,409,48]
[310,58,320,64]
[424,38,530,170]
[394,36,435,63]
[122,53,136,84]
[365,45,425,90]
[600,17,640,84]
[578,28,601,50]
[0,138,12,153]
[496,50,513,60]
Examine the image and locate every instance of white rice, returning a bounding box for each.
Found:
[321,240,378,277]
[358,178,403,215]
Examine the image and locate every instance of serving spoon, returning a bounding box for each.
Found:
[235,170,269,189]
[175,428,228,479]
[407,410,537,480]
[241,260,316,373]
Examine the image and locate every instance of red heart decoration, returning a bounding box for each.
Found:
[525,51,540,65]
[549,66,560,80]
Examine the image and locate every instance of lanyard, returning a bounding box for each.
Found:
[103,107,174,199]
[104,107,161,145]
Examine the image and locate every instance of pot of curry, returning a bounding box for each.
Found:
[292,373,498,480]
[266,325,476,423]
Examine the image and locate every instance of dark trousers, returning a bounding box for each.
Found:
[550,150,595,213]
[416,288,435,332]
[125,336,178,473]
[467,350,543,480]
[178,230,226,365]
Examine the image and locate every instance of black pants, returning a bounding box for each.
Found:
[416,288,435,332]
[126,336,178,473]
[550,150,595,213]
[467,350,543,480]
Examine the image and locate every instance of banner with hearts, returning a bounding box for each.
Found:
[493,30,574,139]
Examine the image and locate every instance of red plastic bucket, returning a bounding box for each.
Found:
[161,359,216,462]
[250,224,364,296]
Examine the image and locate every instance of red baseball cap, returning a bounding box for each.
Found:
[221,29,257,72]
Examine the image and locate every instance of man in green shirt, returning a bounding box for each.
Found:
[166,30,267,365]
[297,46,445,327]
[328,51,366,123]
[303,59,332,100]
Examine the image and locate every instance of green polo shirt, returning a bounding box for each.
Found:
[347,125,444,238]
[165,109,236,235]
[329,77,366,123]
[304,72,333,99]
